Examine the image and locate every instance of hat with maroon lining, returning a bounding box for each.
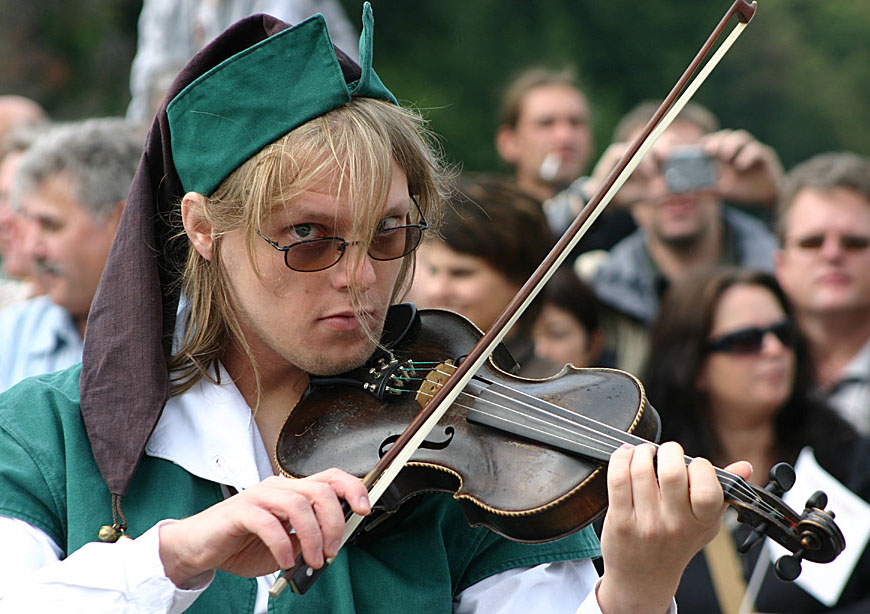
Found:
[79,4,395,531]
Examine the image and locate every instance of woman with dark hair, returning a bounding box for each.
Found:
[412,173,561,377]
[644,266,870,613]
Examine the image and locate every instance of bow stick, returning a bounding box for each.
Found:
[271,0,757,596]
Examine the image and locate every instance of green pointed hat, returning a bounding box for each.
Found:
[168,3,396,196]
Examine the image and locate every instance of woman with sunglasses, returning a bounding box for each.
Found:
[644,266,870,613]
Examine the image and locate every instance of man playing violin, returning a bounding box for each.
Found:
[0,6,751,613]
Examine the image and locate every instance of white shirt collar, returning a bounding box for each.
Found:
[837,335,870,384]
[145,362,274,490]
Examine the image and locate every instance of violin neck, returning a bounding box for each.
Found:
[463,377,753,503]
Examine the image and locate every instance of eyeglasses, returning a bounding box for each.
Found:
[706,320,796,355]
[257,195,428,272]
[787,233,870,252]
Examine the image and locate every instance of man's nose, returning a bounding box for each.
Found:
[819,234,846,260]
[333,244,378,290]
[553,120,581,143]
[21,221,44,259]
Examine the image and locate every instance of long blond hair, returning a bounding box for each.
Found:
[168,97,446,397]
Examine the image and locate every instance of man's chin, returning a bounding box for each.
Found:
[302,339,380,377]
[658,226,705,248]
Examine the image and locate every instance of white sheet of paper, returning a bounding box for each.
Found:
[766,446,870,606]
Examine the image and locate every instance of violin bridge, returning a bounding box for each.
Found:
[416,360,456,409]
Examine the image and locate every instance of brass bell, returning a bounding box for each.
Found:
[97,525,122,543]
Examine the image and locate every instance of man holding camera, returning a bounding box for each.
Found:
[575,101,782,374]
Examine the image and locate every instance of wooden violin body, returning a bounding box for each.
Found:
[277,305,659,542]
[278,306,658,540]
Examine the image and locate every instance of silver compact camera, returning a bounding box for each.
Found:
[662,145,716,193]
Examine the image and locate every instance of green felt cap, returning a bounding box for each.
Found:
[166,2,397,196]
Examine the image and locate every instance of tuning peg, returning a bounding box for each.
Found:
[774,552,803,581]
[765,463,796,497]
[738,525,766,554]
[805,490,828,510]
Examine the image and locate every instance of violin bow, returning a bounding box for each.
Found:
[271,0,757,596]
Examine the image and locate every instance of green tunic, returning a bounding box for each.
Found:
[0,365,600,613]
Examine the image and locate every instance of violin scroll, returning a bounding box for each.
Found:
[725,462,845,581]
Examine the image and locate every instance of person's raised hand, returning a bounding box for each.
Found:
[702,128,783,206]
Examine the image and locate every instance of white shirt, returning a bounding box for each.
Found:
[0,363,630,614]
[826,337,870,436]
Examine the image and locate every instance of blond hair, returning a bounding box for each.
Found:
[168,97,446,397]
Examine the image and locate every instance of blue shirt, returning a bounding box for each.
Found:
[0,295,83,392]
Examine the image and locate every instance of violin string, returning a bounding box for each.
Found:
[429,383,779,519]
[397,364,769,514]
[394,363,779,518]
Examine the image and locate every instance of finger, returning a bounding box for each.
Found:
[723,460,753,482]
[269,486,328,569]
[236,506,300,570]
[717,130,752,163]
[316,468,371,517]
[628,443,661,520]
[656,441,690,517]
[297,469,370,559]
[732,141,778,174]
[686,456,725,523]
[700,129,736,160]
[303,481,350,560]
[606,443,636,522]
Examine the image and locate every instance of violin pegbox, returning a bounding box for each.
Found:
[774,490,845,580]
[729,462,846,581]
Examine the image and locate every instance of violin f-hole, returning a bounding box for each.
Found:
[379,426,455,458]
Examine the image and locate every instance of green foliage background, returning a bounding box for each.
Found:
[2,0,868,173]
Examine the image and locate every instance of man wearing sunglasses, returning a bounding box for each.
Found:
[775,151,870,435]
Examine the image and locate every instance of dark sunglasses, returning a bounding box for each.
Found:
[706,320,796,355]
[788,233,870,251]
[257,195,428,272]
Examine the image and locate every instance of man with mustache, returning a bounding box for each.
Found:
[0,118,142,391]
[775,152,870,435]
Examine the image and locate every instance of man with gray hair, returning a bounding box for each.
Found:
[775,152,870,434]
[0,118,143,392]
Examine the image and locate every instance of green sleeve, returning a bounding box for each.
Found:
[0,400,66,548]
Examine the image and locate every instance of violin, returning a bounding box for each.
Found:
[269,0,846,596]
[275,305,845,592]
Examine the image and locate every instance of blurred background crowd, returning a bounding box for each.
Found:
[2,1,870,613]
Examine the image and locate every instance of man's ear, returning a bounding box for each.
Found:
[495,125,518,165]
[181,192,214,261]
[104,199,125,234]
[772,248,785,286]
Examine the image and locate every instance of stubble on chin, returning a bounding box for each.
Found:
[302,320,385,377]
